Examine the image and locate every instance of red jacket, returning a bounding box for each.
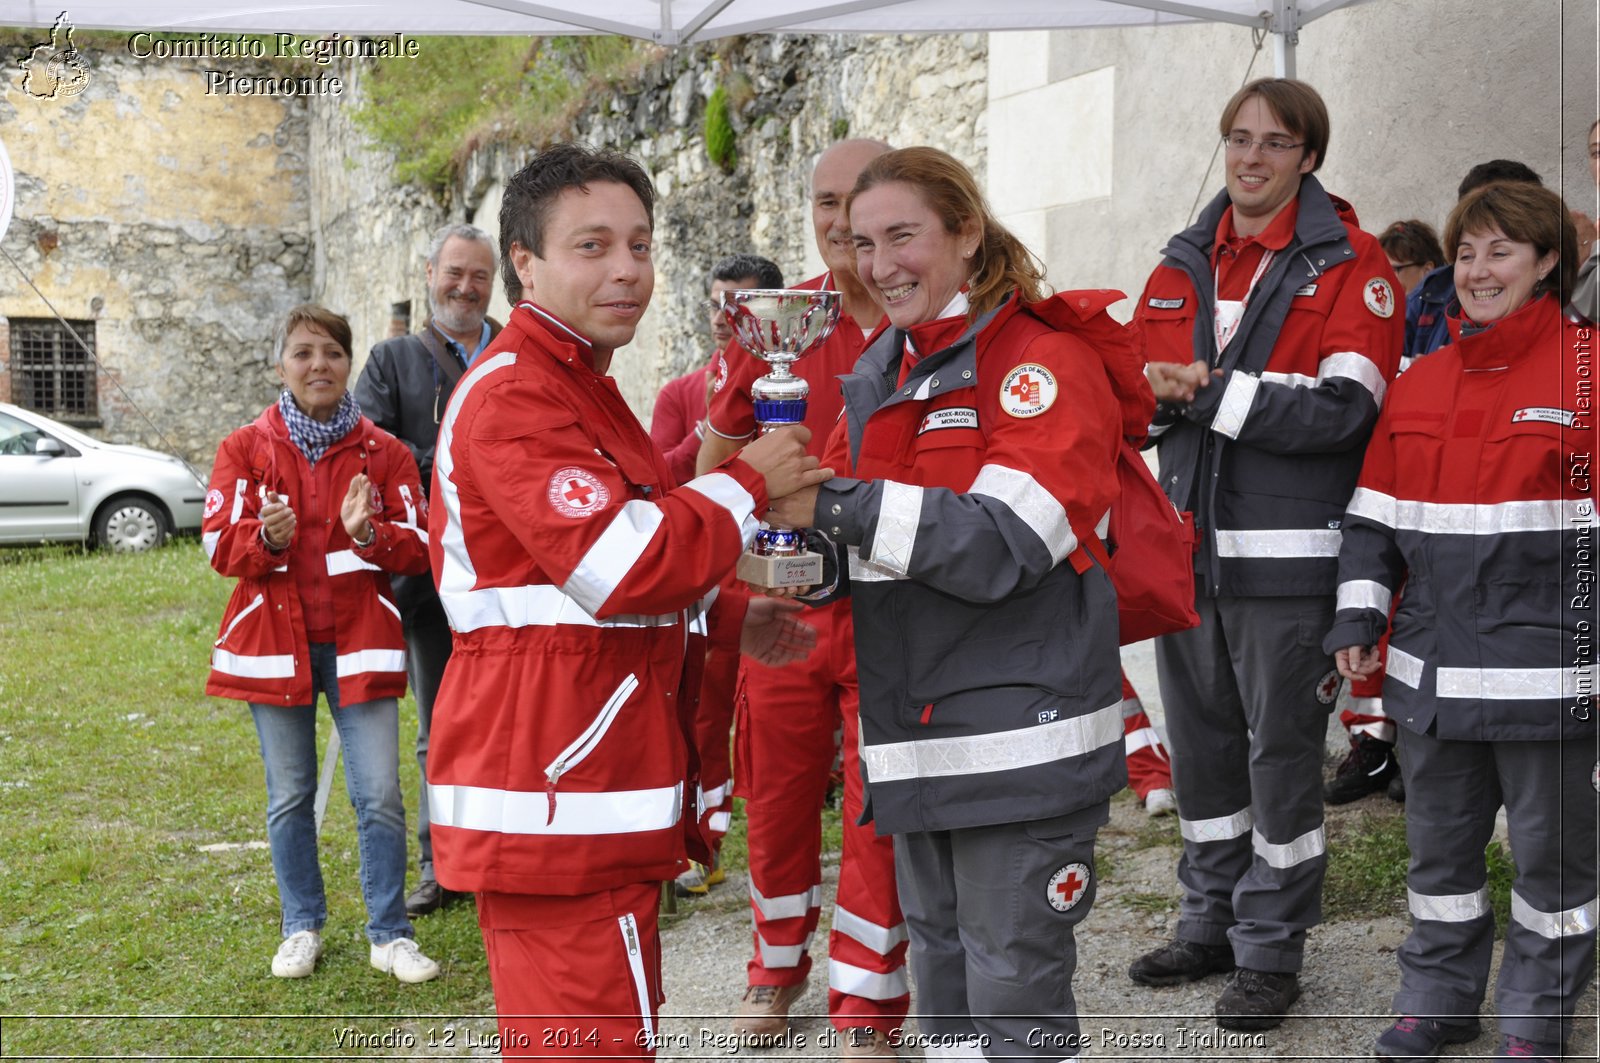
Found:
[204,406,429,707]
[648,362,709,486]
[426,303,769,896]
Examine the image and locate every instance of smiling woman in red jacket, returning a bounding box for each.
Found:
[203,304,439,986]
[1328,183,1596,1063]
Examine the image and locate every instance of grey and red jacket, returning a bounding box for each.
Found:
[815,292,1132,834]
[1324,295,1597,741]
[1134,176,1404,598]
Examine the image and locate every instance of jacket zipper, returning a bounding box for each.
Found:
[215,593,264,647]
[619,912,654,1044]
[543,673,639,824]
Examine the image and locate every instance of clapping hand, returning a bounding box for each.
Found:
[341,473,379,543]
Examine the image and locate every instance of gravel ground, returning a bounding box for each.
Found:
[650,642,1599,1062]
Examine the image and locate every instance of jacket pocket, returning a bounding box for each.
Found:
[215,592,265,647]
[542,673,640,823]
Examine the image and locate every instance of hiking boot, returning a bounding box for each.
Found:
[1325,735,1399,804]
[1214,967,1300,1031]
[731,982,805,1038]
[1374,1015,1481,1060]
[1499,1034,1565,1060]
[370,937,440,984]
[271,929,322,978]
[1144,787,1178,817]
[843,1027,898,1059]
[675,859,727,897]
[1128,939,1235,986]
[405,878,468,917]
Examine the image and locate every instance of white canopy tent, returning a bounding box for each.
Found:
[5,0,1372,76]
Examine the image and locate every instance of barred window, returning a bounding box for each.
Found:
[9,318,98,422]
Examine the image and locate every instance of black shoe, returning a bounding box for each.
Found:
[1128,939,1236,986]
[1324,735,1398,804]
[1214,967,1300,1031]
[1387,772,1406,802]
[1374,1015,1481,1060]
[405,878,466,917]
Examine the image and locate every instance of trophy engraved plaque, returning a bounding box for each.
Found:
[723,288,841,588]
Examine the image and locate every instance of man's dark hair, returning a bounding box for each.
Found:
[498,142,655,299]
[1218,78,1330,172]
[711,253,783,290]
[1457,159,1542,200]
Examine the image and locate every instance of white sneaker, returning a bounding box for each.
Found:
[271,929,323,978]
[370,937,440,984]
[1145,787,1178,817]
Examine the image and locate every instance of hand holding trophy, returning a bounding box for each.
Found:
[721,288,841,589]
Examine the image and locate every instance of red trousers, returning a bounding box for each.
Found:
[475,883,663,1060]
[693,645,740,854]
[1120,673,1173,800]
[733,600,908,1030]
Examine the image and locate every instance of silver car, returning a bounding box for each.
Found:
[0,402,206,551]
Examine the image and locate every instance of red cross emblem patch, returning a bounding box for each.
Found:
[999,362,1058,419]
[203,489,225,519]
[1363,277,1395,319]
[1047,861,1091,912]
[547,466,611,520]
[1315,669,1341,705]
[713,352,729,395]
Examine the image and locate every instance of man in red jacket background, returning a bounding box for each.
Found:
[426,143,830,1058]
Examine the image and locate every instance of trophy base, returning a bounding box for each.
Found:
[737,549,823,590]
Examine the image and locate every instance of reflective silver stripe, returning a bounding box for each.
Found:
[1211,372,1260,440]
[564,499,664,615]
[202,529,220,560]
[708,810,731,833]
[377,596,402,623]
[1347,696,1386,718]
[832,905,909,955]
[1316,351,1386,403]
[682,470,760,546]
[1510,891,1597,939]
[335,648,406,677]
[619,912,653,1046]
[397,521,429,546]
[862,701,1121,783]
[441,584,682,633]
[1398,354,1416,375]
[211,648,295,679]
[1408,886,1490,923]
[1436,667,1582,701]
[867,481,923,578]
[969,463,1076,564]
[230,477,247,524]
[428,781,682,836]
[1392,497,1582,536]
[326,549,382,576]
[1337,579,1392,614]
[828,958,909,1001]
[1119,695,1145,720]
[1124,726,1162,756]
[1252,824,1326,869]
[1215,528,1341,558]
[1179,807,1252,844]
[1388,646,1424,689]
[750,882,823,922]
[846,544,904,583]
[1346,486,1397,530]
[1146,420,1173,439]
[436,352,518,603]
[702,781,729,807]
[756,934,808,968]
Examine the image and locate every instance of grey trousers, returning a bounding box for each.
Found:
[894,802,1107,1060]
[1394,730,1598,1044]
[404,592,453,881]
[1155,593,1336,973]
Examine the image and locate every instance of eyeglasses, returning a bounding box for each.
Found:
[1222,134,1305,156]
[699,298,731,314]
[1388,261,1419,272]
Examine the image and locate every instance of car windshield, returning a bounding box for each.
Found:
[3,406,103,450]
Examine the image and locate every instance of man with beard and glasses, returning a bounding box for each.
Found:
[353,222,501,918]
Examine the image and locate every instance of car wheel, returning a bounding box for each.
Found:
[94,495,168,552]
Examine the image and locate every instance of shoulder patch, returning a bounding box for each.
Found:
[547,467,611,519]
[712,352,729,395]
[999,363,1058,419]
[1512,407,1576,427]
[203,488,225,519]
[1363,277,1396,319]
[1146,296,1185,310]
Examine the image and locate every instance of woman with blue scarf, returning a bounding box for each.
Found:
[203,304,440,984]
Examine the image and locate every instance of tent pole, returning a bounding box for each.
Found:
[1271,0,1299,78]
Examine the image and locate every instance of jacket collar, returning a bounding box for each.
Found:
[1446,292,1560,369]
[1170,174,1351,267]
[513,302,600,373]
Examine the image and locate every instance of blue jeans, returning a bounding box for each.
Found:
[249,642,414,945]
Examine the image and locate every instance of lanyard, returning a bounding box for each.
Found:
[1212,248,1275,356]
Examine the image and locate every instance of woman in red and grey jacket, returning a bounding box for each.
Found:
[204,304,439,986]
[1328,184,1596,1062]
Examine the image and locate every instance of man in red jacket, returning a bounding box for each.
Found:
[426,143,830,1058]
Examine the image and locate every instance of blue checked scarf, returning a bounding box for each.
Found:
[278,388,361,466]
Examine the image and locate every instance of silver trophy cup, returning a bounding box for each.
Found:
[722,288,841,588]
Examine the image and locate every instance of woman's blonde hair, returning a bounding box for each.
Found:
[845,147,1047,318]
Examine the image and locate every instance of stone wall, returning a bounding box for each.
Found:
[0,47,312,462]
